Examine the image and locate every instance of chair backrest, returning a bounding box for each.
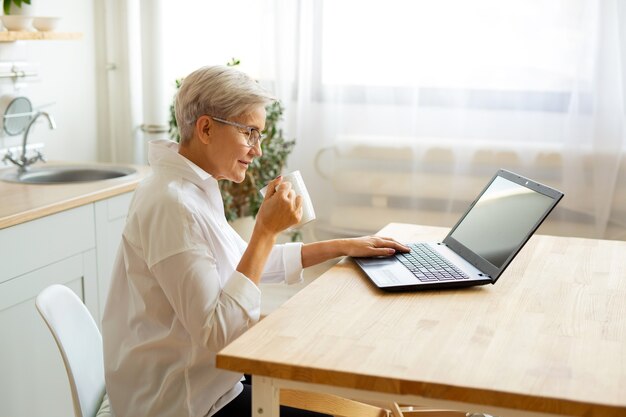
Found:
[36,285,105,417]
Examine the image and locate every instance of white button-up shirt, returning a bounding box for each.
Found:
[102,140,303,417]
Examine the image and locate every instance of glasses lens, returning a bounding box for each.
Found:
[248,129,261,146]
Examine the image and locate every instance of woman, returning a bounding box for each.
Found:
[102,65,409,417]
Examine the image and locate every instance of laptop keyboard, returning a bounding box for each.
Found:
[395,243,470,282]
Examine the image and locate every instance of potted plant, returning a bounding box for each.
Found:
[168,60,298,238]
[3,0,31,15]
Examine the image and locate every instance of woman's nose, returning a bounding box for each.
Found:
[251,141,262,157]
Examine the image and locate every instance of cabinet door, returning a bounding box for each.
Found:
[94,192,133,322]
[1,204,95,284]
[0,250,97,417]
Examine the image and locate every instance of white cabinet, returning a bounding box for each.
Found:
[0,192,132,417]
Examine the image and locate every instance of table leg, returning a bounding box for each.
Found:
[252,376,280,417]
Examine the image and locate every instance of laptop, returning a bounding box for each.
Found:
[354,169,564,291]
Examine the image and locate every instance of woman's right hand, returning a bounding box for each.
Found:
[254,176,303,236]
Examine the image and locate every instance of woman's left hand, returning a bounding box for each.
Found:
[343,236,411,258]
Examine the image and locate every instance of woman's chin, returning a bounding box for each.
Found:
[231,172,247,183]
[220,166,248,183]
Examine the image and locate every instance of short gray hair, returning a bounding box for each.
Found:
[175,65,276,144]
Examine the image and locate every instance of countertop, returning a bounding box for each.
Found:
[0,162,151,230]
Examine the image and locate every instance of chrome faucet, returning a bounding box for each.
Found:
[3,111,56,172]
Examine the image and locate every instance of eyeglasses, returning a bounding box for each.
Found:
[210,116,265,147]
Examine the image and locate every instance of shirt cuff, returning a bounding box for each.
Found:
[223,271,262,322]
[282,242,304,285]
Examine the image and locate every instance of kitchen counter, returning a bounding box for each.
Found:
[0,162,151,229]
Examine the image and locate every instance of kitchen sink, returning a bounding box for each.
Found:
[1,165,137,184]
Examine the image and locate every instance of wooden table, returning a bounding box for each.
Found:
[217,223,626,417]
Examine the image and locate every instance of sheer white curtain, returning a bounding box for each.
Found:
[99,0,169,164]
[145,0,625,239]
[266,0,626,240]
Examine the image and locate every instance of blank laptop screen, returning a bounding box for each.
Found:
[449,176,555,268]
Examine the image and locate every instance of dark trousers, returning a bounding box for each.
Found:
[213,376,330,417]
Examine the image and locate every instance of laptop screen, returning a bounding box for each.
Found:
[448,175,557,269]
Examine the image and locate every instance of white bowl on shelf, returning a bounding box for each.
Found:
[1,15,34,31]
[33,16,61,32]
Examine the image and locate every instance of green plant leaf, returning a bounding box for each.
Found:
[290,230,302,242]
[4,0,29,14]
[226,58,241,67]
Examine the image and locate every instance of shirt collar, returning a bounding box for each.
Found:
[147,139,217,191]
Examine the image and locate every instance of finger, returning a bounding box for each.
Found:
[386,241,411,252]
[377,237,411,252]
[294,202,303,222]
[369,247,397,257]
[275,181,293,194]
[266,176,283,198]
[287,189,296,202]
[294,195,303,211]
[390,242,411,252]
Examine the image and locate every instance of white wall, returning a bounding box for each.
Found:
[0,0,99,163]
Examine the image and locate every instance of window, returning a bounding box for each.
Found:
[159,1,594,112]
[322,0,589,90]
[320,0,591,111]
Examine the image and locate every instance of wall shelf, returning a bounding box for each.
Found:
[0,31,82,42]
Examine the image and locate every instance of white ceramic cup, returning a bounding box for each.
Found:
[260,170,316,228]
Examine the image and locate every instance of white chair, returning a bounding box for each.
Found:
[35,284,110,417]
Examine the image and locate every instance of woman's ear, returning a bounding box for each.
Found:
[195,115,212,144]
